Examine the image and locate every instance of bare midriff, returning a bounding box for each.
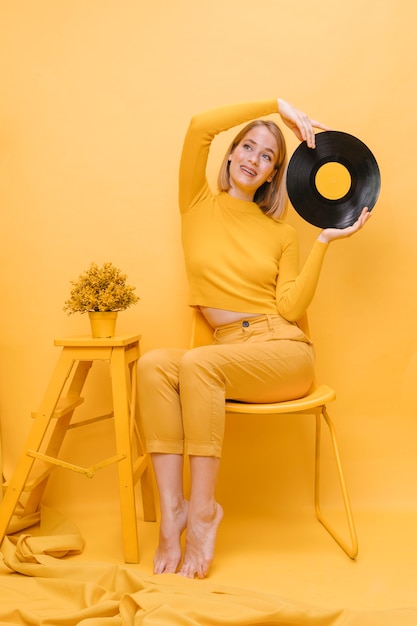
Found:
[199,306,259,328]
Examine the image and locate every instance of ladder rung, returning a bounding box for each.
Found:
[2,461,55,493]
[24,461,55,491]
[6,511,41,535]
[26,450,126,478]
[31,397,84,420]
[67,412,113,430]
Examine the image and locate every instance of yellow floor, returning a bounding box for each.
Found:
[59,501,417,611]
[1,497,417,624]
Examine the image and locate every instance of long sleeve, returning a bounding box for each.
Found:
[178,100,279,213]
[276,235,329,321]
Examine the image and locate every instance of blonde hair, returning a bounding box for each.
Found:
[217,120,288,220]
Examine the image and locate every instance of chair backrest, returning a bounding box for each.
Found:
[190,309,214,348]
[190,309,310,348]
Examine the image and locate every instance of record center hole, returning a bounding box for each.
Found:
[315,162,351,200]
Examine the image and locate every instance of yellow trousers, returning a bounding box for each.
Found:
[137,315,315,457]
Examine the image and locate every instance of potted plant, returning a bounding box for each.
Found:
[63,261,140,338]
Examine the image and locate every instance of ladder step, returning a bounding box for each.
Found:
[6,511,41,535]
[3,461,56,493]
[31,397,84,420]
[67,412,113,430]
[24,460,55,490]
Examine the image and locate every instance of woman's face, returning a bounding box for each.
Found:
[227,126,278,201]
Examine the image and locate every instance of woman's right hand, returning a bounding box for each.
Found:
[318,207,372,243]
[277,98,330,148]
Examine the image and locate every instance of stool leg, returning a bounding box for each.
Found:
[129,360,156,523]
[110,345,140,563]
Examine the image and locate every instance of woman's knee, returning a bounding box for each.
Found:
[137,348,183,387]
[179,347,220,381]
[138,348,163,376]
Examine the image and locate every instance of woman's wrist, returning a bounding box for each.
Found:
[317,232,330,244]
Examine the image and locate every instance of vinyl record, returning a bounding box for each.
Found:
[286,131,380,229]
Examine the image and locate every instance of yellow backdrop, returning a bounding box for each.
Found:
[0,0,416,524]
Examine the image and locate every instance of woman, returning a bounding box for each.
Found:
[138,97,371,579]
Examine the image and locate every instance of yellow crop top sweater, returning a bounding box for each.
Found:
[179,99,329,323]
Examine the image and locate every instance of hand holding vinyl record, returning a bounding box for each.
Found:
[318,206,372,243]
[286,131,381,229]
[278,98,331,148]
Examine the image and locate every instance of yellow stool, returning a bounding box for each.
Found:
[0,334,156,563]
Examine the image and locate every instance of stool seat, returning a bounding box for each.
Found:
[54,333,142,347]
[0,333,156,563]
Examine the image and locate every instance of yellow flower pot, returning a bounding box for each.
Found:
[88,311,118,338]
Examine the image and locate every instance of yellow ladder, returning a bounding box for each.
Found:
[0,334,156,563]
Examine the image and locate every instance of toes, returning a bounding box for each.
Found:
[153,550,182,575]
[178,563,196,579]
[163,563,179,574]
[178,559,208,579]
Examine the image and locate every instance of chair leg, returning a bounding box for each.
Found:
[314,406,358,559]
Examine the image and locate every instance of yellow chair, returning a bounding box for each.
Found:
[190,309,358,559]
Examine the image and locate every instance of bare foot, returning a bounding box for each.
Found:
[178,502,223,579]
[154,499,189,574]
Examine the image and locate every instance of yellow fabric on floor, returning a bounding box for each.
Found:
[1,553,417,626]
[4,506,84,562]
[1,507,417,626]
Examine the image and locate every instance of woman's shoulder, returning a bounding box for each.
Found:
[271,218,297,235]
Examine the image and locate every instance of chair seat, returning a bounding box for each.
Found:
[225,384,336,414]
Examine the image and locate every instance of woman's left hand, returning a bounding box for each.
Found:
[318,207,372,243]
[277,98,330,148]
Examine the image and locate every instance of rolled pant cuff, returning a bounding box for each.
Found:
[145,440,185,455]
[185,442,222,458]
